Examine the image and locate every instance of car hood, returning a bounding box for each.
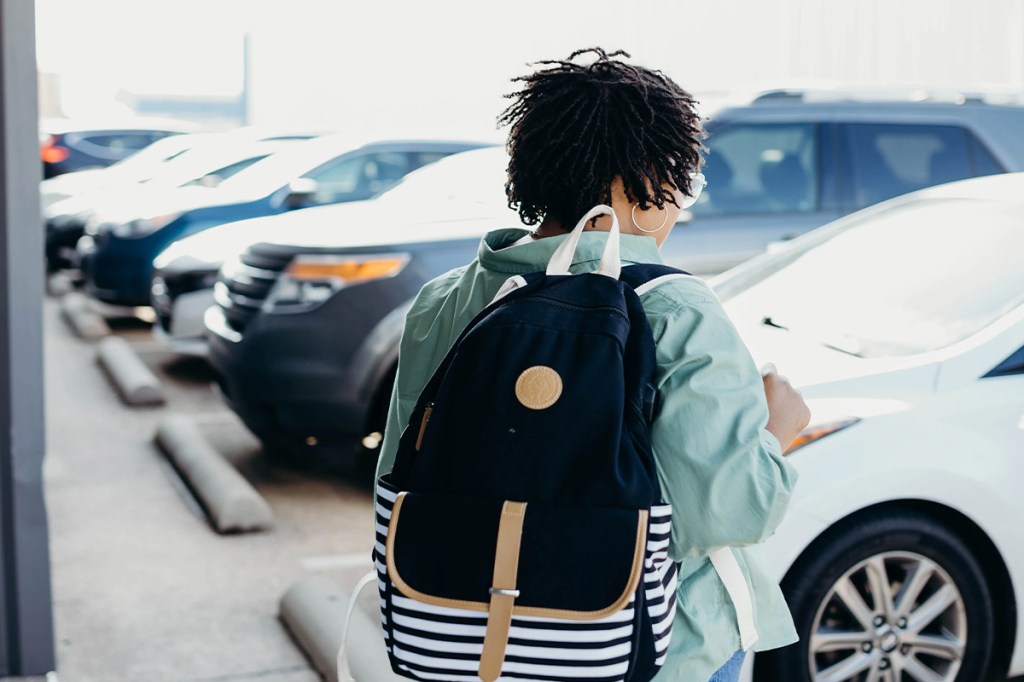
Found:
[802,395,913,425]
[727,312,939,398]
[157,197,519,273]
[41,168,107,196]
[260,200,519,249]
[89,184,238,226]
[45,184,131,221]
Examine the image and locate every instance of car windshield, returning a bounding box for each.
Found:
[103,134,200,178]
[375,147,507,208]
[142,141,293,190]
[723,198,1024,357]
[215,135,362,198]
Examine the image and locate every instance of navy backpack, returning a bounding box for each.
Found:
[373,205,690,682]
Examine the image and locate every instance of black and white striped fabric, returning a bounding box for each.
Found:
[373,482,678,682]
[642,505,677,667]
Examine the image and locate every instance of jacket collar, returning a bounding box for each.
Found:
[476,228,665,274]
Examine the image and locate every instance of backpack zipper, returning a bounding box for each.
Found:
[509,296,629,320]
[414,403,434,451]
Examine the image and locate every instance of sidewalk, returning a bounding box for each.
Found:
[42,298,374,682]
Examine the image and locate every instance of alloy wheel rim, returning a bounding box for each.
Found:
[808,550,967,681]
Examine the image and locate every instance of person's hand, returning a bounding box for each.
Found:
[761,363,811,450]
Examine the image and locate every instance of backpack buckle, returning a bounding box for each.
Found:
[488,587,521,598]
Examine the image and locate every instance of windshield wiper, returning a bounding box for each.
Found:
[762,315,865,358]
[820,341,864,358]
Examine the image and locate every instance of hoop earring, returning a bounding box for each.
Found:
[631,203,670,233]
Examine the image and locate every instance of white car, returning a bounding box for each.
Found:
[714,173,1024,681]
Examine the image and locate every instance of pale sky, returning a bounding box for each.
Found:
[34,0,1024,136]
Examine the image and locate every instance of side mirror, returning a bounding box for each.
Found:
[282,178,319,208]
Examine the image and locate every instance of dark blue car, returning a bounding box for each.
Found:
[40,118,198,178]
[77,136,489,306]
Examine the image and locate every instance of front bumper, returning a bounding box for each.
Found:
[79,229,176,307]
[206,305,370,449]
[204,271,422,456]
[152,283,215,356]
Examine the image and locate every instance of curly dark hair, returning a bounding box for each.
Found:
[498,47,706,228]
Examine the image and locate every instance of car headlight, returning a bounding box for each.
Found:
[784,418,861,455]
[84,216,105,236]
[112,213,182,239]
[76,234,96,255]
[262,253,410,313]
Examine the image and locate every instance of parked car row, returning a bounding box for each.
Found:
[46,92,1024,680]
[76,136,487,306]
[45,135,306,272]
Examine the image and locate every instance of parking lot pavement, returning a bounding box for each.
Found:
[43,296,376,682]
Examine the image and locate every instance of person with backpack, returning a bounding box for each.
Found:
[371,48,811,682]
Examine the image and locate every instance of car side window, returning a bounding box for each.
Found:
[65,131,161,162]
[968,135,1004,177]
[842,124,972,209]
[303,152,412,203]
[984,345,1024,378]
[690,123,819,217]
[80,132,156,154]
[414,151,453,168]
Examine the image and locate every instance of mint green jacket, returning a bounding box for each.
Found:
[376,228,800,681]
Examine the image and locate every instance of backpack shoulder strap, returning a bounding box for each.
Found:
[619,264,695,296]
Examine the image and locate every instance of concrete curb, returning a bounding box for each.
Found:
[280,577,401,682]
[60,292,110,339]
[155,416,274,533]
[96,336,165,406]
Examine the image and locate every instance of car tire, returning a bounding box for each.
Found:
[755,510,995,682]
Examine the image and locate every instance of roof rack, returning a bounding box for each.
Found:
[749,86,1024,106]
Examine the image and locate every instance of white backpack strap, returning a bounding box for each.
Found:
[336,569,380,681]
[489,275,528,304]
[709,547,760,650]
[546,205,621,279]
[632,273,697,296]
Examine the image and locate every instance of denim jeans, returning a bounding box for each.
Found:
[708,650,746,682]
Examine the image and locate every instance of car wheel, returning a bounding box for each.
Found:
[755,511,995,682]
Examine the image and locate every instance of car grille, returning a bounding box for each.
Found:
[218,244,294,332]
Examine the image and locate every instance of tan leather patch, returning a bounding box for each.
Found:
[479,501,527,682]
[514,366,563,410]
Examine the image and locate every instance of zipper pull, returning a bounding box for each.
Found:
[414,404,434,452]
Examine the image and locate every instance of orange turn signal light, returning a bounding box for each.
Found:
[285,256,407,284]
[784,418,861,455]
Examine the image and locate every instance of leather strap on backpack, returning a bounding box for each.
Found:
[479,501,528,682]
